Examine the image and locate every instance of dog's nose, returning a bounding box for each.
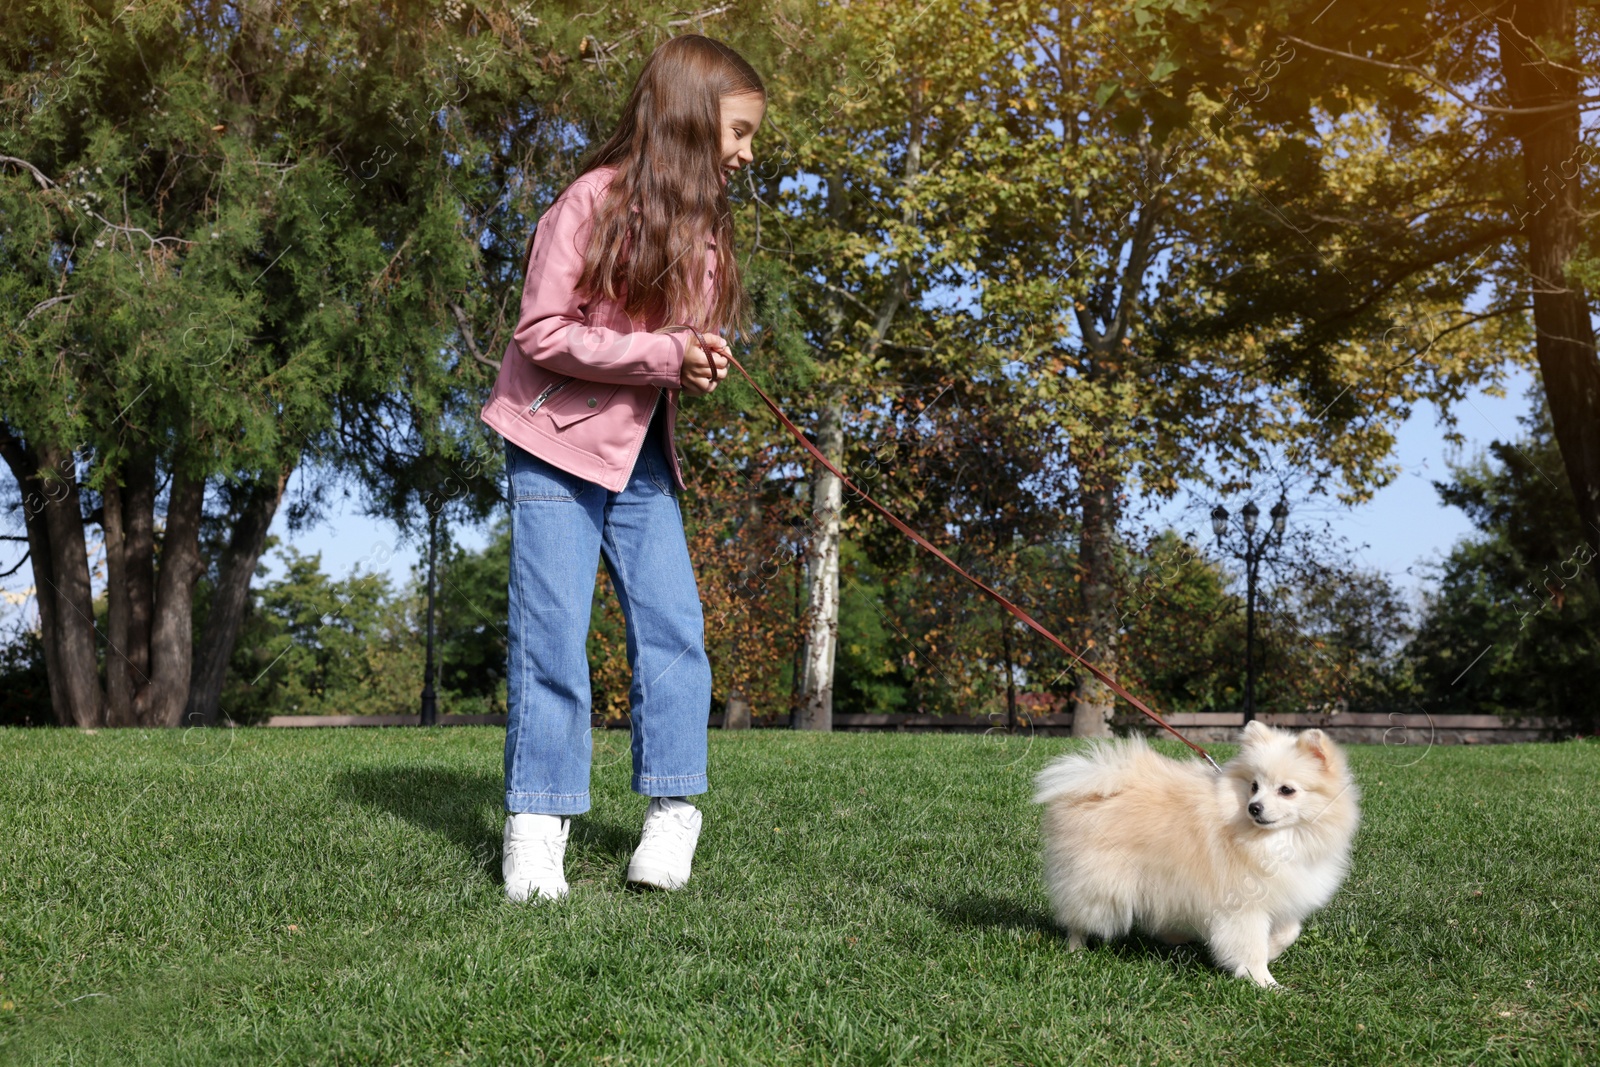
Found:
[1247,802,1263,818]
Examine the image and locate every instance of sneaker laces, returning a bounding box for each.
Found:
[507,820,569,870]
[639,803,697,852]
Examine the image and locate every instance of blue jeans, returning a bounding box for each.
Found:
[503,396,711,815]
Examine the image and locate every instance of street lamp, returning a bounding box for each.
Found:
[1212,496,1289,724]
[420,508,440,726]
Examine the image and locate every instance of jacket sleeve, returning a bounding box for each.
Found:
[512,177,688,387]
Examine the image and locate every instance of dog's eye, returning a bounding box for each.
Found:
[1250,781,1259,794]
[1278,785,1296,797]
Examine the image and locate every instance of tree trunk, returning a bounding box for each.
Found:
[791,553,805,720]
[185,465,292,725]
[723,686,753,729]
[35,441,105,728]
[797,398,845,731]
[794,275,912,730]
[1070,452,1120,738]
[102,478,136,726]
[1000,595,1018,730]
[1499,1,1600,558]
[27,509,73,727]
[123,449,157,687]
[130,459,207,727]
[793,79,924,730]
[0,427,72,727]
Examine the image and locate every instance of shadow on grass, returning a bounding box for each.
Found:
[334,767,638,885]
[924,891,1058,937]
[920,889,1212,975]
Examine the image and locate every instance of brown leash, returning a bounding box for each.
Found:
[655,324,1222,772]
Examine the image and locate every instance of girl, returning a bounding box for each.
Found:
[478,34,766,901]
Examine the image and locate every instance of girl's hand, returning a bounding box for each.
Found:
[680,333,731,396]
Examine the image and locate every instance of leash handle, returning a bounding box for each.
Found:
[655,324,1221,771]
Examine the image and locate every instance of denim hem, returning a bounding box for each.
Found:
[506,790,591,816]
[632,773,708,797]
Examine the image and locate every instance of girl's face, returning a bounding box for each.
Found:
[719,92,766,185]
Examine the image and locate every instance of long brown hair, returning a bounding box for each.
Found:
[532,34,764,338]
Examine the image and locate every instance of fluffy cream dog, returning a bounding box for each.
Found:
[1032,721,1360,987]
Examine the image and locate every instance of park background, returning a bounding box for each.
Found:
[2,0,1597,735]
[2,4,1598,1065]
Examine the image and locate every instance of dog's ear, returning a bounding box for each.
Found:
[1240,720,1274,745]
[1296,728,1331,767]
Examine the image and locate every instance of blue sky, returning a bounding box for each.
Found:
[1140,363,1541,613]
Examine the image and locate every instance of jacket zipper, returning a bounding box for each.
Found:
[527,378,570,415]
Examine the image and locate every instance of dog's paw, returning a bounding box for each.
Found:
[1234,963,1279,988]
[1066,930,1087,952]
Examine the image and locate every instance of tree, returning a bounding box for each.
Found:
[222,541,423,723]
[1,0,761,727]
[1265,562,1415,713]
[832,535,915,718]
[0,617,52,727]
[1118,528,1244,715]
[673,253,816,729]
[920,2,1509,737]
[1116,526,1414,717]
[1407,392,1599,730]
[747,0,1024,729]
[1149,0,1600,557]
[837,361,1077,722]
[426,516,511,712]
[681,411,816,728]
[0,0,537,726]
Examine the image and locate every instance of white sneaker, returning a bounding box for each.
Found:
[503,813,570,901]
[626,797,703,890]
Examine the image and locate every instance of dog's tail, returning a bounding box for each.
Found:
[1031,736,1151,805]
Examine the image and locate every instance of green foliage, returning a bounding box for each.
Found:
[1089,526,1415,718]
[0,0,591,727]
[1118,529,1245,714]
[1252,556,1416,714]
[3,0,1572,735]
[0,0,497,481]
[833,536,914,716]
[222,541,427,722]
[828,519,1417,721]
[1136,0,1562,462]
[423,516,512,704]
[216,519,664,723]
[1406,396,1600,730]
[0,624,51,727]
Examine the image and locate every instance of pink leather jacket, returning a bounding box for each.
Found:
[479,164,717,492]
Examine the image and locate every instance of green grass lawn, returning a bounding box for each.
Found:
[0,727,1595,1066]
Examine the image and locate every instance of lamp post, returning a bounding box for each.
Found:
[1211,498,1288,723]
[419,508,439,726]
